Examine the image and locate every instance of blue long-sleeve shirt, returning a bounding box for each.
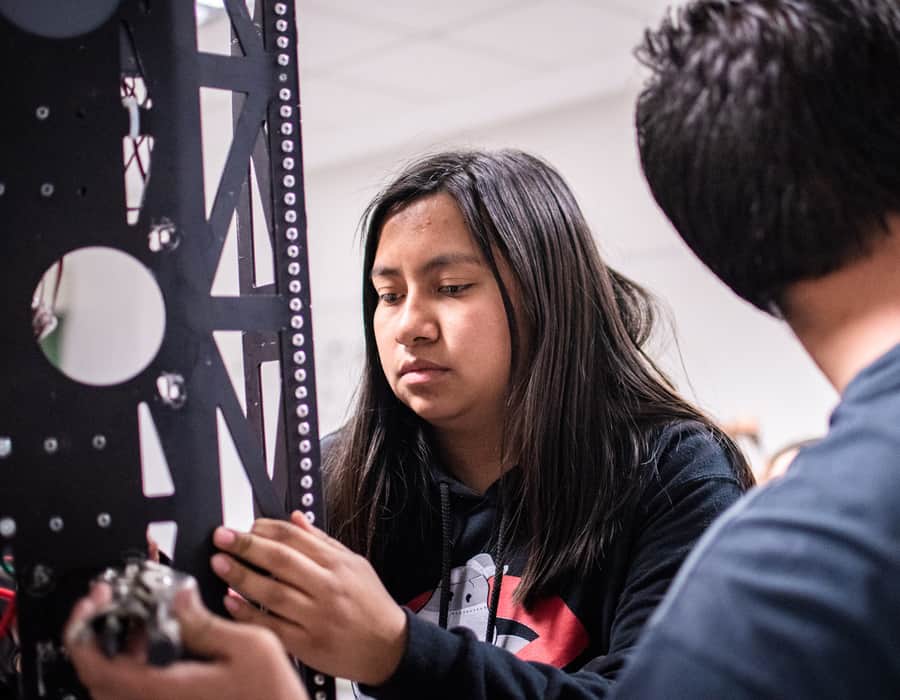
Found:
[613,344,900,698]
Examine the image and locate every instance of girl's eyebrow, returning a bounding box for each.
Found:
[370,253,483,279]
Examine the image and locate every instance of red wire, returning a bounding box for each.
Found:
[0,596,15,638]
[0,589,13,602]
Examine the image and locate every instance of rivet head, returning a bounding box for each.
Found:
[92,434,107,450]
[0,518,16,538]
[36,106,50,120]
[0,438,11,459]
[43,437,58,454]
[97,513,111,528]
[40,183,54,197]
[148,219,180,253]
[49,517,64,532]
[157,373,187,409]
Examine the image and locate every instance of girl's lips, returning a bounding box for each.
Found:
[400,368,450,384]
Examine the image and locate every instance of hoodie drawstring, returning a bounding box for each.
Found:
[485,508,506,644]
[438,481,452,630]
[436,480,507,645]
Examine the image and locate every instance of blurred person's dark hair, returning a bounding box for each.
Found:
[635,0,900,314]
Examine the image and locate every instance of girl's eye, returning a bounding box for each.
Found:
[378,292,401,305]
[439,284,472,296]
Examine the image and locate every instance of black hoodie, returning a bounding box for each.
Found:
[329,420,747,699]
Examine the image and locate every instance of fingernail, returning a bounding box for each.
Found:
[223,595,240,613]
[213,527,236,547]
[210,554,231,575]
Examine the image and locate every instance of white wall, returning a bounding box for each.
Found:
[305,84,838,458]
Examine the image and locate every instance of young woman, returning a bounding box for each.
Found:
[68,149,753,699]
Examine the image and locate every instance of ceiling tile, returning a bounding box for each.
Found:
[304,0,536,33]
[445,0,646,70]
[296,5,407,74]
[331,37,534,102]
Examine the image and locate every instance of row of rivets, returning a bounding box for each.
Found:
[274,3,318,531]
[0,513,112,537]
[0,435,108,457]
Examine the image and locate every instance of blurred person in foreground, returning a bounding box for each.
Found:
[612,0,900,696]
[65,582,308,700]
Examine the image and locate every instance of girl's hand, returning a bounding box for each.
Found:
[211,512,408,686]
[65,582,309,700]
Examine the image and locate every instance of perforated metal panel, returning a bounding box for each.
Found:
[0,1,333,697]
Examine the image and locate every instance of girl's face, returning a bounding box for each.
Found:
[371,193,512,436]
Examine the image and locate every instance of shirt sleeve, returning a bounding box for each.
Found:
[612,456,900,699]
[363,426,747,700]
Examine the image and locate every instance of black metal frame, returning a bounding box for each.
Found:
[0,1,333,697]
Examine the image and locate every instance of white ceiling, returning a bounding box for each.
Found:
[200,0,677,170]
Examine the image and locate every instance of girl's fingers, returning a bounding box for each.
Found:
[251,515,347,562]
[222,594,311,649]
[288,511,350,551]
[212,527,330,596]
[210,553,315,625]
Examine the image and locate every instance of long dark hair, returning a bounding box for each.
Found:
[326,149,752,605]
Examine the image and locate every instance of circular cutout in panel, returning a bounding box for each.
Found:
[33,247,165,386]
[0,0,120,39]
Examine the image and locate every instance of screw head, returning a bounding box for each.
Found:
[0,438,11,459]
[40,183,54,197]
[29,564,53,593]
[35,106,50,120]
[148,219,180,253]
[97,513,111,528]
[43,437,58,454]
[49,517,63,532]
[157,373,187,409]
[0,518,16,538]
[92,434,107,450]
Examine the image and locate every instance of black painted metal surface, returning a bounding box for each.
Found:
[0,1,332,697]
